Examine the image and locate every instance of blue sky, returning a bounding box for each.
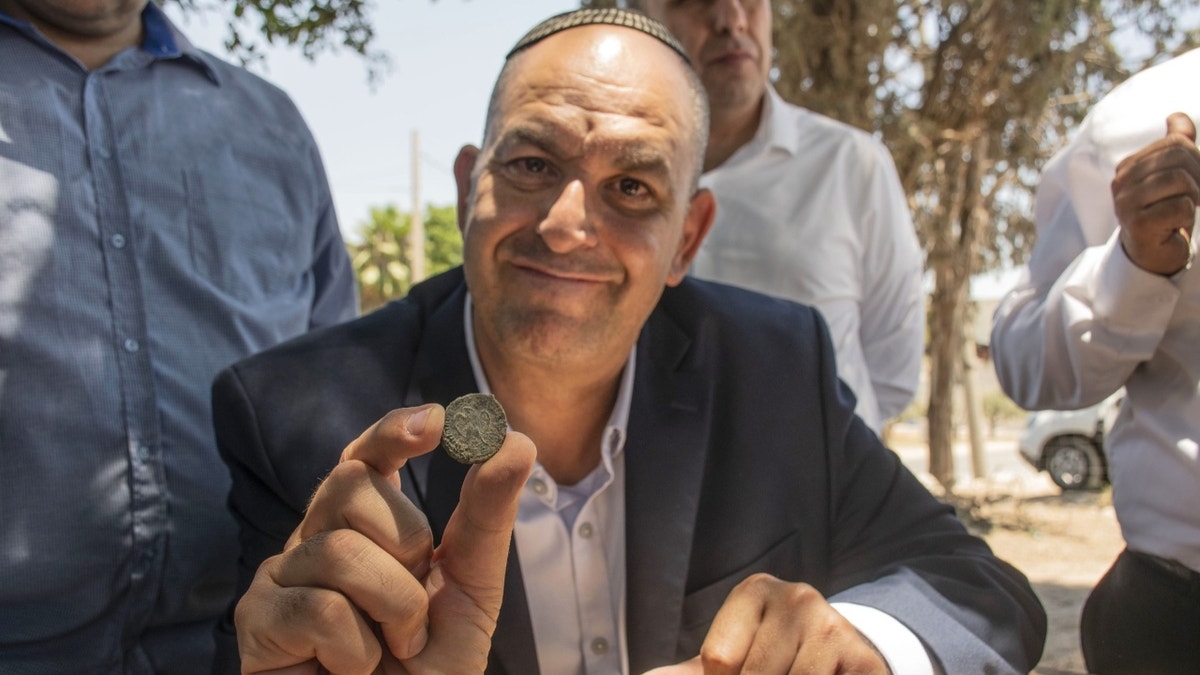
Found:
[165,0,579,237]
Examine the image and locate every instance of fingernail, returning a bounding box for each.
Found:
[407,406,433,435]
[407,624,429,656]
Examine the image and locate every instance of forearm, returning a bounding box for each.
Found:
[992,231,1180,409]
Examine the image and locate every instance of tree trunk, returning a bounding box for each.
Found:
[962,338,988,480]
[925,133,991,492]
[927,266,964,491]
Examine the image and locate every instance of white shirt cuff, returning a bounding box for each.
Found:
[831,602,935,675]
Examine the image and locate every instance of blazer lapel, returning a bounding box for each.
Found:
[401,282,539,675]
[624,308,713,673]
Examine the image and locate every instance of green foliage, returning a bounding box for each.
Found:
[347,203,463,312]
[164,0,388,78]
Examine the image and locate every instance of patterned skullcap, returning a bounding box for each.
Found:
[506,8,691,64]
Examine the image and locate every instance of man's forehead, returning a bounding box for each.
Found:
[495,115,681,161]
[495,28,692,128]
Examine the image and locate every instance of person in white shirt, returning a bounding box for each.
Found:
[631,0,924,433]
[990,48,1200,674]
[213,9,1045,675]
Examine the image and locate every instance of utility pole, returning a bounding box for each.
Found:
[408,129,426,283]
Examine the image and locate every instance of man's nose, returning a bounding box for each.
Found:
[537,179,596,253]
[711,0,749,34]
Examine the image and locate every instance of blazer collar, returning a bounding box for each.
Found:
[624,302,713,673]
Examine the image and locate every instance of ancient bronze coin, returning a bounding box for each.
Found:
[441,393,508,464]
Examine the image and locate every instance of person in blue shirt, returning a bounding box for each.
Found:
[0,0,358,672]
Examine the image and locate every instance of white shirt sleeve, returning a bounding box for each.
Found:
[832,602,936,675]
[857,141,925,422]
[989,57,1195,410]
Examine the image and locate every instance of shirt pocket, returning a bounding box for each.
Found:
[182,148,300,303]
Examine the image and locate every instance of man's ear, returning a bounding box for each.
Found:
[666,188,716,286]
[454,145,480,235]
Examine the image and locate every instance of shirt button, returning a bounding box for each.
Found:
[110,234,126,248]
[137,445,151,460]
[591,637,609,655]
[532,478,548,495]
[578,522,594,539]
[124,338,140,353]
[95,146,111,160]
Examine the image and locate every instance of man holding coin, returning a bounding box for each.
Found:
[212,8,1045,674]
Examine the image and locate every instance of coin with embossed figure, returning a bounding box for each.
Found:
[441,393,508,464]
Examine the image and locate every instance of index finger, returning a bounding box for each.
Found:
[340,404,446,478]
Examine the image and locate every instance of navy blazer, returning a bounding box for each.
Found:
[212,267,1045,674]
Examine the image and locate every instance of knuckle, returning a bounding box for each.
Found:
[699,643,740,671]
[736,572,779,596]
[373,408,418,444]
[301,587,358,629]
[812,610,847,642]
[308,529,390,587]
[782,580,820,607]
[329,458,375,486]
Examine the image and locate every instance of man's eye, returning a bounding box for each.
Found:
[516,157,548,173]
[618,178,647,196]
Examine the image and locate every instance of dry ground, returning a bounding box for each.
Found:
[892,422,1125,675]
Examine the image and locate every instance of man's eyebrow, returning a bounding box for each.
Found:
[612,144,672,177]
[493,124,677,182]
[493,125,565,156]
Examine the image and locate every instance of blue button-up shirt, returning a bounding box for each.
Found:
[0,6,358,672]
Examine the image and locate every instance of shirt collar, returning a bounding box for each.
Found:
[0,2,220,84]
[762,85,802,154]
[462,293,635,455]
[707,85,798,172]
[141,3,221,84]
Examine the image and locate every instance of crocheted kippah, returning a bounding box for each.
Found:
[506,8,691,64]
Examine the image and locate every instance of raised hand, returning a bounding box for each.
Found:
[1113,112,1200,276]
[644,574,889,675]
[232,404,537,674]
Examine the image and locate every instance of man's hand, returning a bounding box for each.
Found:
[1114,112,1200,276]
[233,404,537,674]
[644,574,889,675]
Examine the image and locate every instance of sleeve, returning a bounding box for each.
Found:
[306,148,359,330]
[990,112,1184,410]
[209,366,309,674]
[857,140,925,422]
[809,311,1046,673]
[832,603,936,675]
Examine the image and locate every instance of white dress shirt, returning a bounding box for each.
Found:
[692,86,925,432]
[463,297,933,674]
[990,48,1200,572]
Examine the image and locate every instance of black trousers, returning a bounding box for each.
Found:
[1081,548,1200,674]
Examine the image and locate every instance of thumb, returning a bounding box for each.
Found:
[437,431,536,590]
[1166,112,1197,144]
[388,432,536,671]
